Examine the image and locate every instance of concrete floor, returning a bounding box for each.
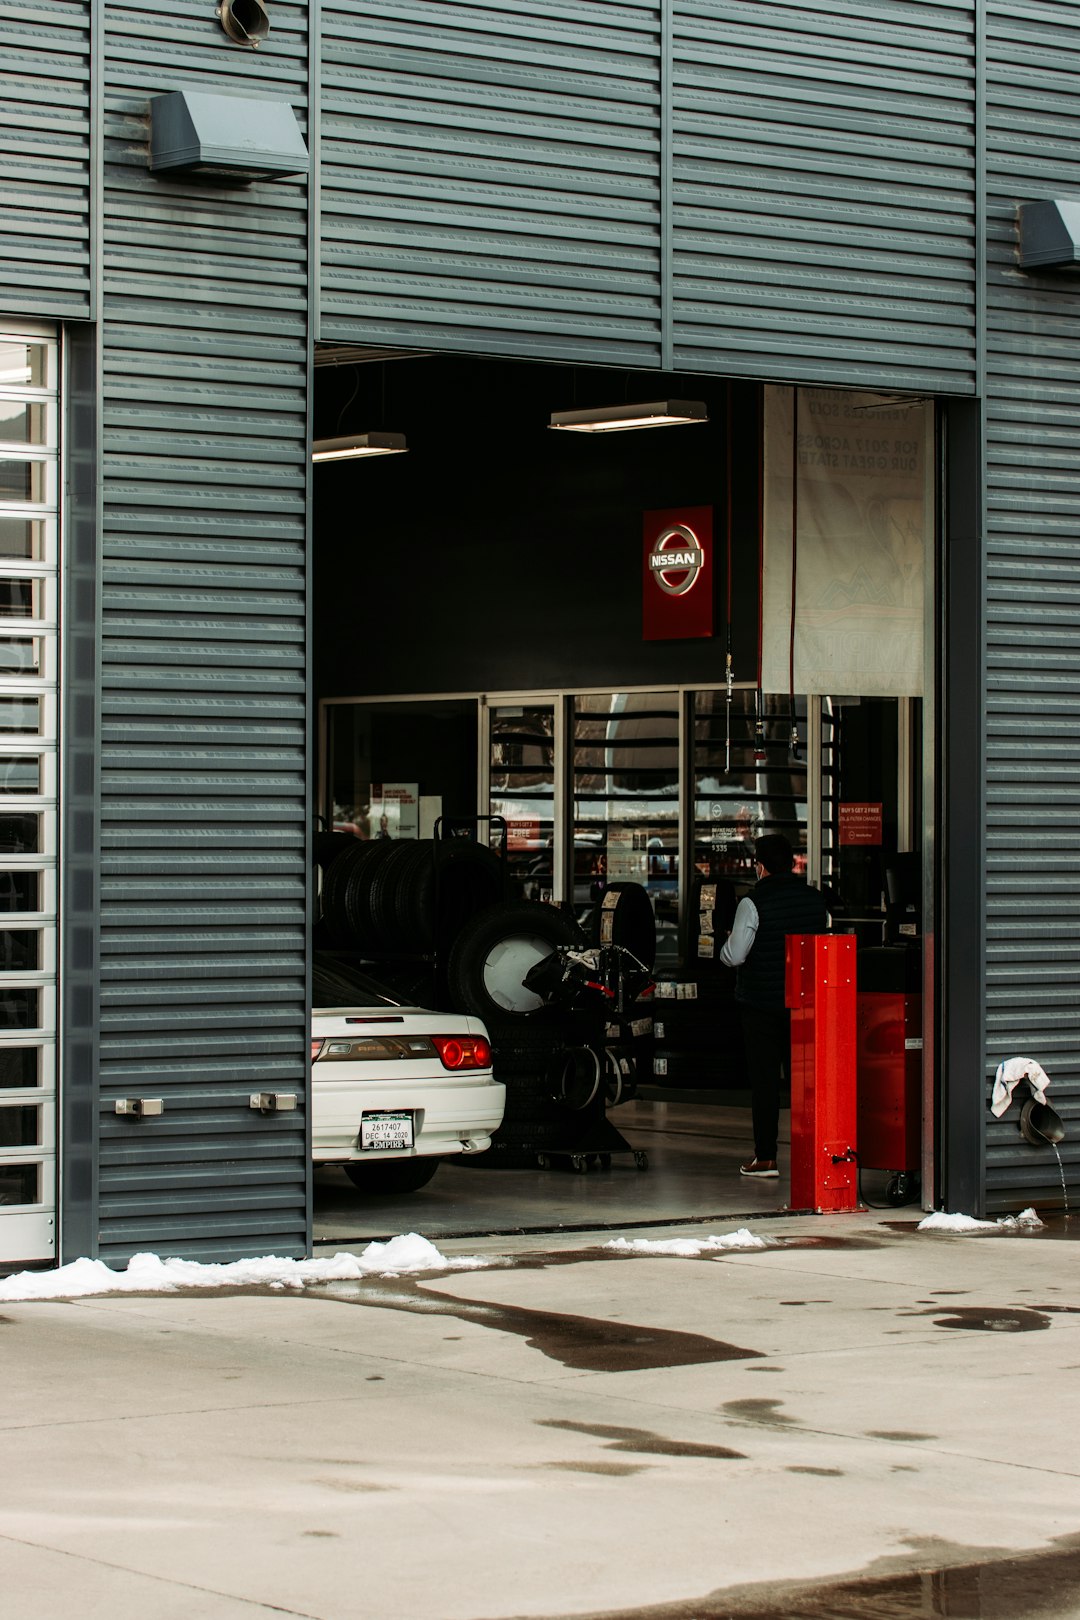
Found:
[4,1210,1080,1619]
[314,1096,804,1244]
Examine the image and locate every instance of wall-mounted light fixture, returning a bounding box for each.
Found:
[549,400,708,433]
[1017,200,1080,270]
[149,90,308,182]
[311,432,408,463]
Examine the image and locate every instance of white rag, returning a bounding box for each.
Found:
[991,1056,1050,1118]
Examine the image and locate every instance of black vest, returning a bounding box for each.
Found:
[736,873,831,1009]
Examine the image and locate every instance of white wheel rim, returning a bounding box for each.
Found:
[481,933,553,1013]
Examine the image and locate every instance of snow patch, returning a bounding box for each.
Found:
[0,1235,490,1302]
[918,1207,1044,1235]
[606,1229,769,1257]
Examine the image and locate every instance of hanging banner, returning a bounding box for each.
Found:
[643,506,713,640]
[761,388,930,696]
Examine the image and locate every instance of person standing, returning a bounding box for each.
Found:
[720,833,830,1178]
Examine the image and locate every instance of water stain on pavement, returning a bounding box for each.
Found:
[865,1430,936,1441]
[538,1420,745,1460]
[319,1276,763,1372]
[536,1460,649,1476]
[519,1531,1080,1619]
[928,1306,1050,1333]
[721,1398,798,1426]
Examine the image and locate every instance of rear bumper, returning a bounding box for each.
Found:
[312,1076,506,1163]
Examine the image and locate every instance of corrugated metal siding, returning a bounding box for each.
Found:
[984,0,1080,1213]
[319,0,663,364]
[97,1,311,1261]
[0,1,92,320]
[671,0,978,390]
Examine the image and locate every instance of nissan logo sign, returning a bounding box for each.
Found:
[648,523,704,596]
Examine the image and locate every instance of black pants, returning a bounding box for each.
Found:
[740,1003,791,1161]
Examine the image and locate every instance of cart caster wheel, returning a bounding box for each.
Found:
[536,1153,549,1169]
[598,1153,612,1171]
[585,1154,600,1169]
[634,1151,649,1171]
[886,1173,912,1206]
[570,1154,588,1174]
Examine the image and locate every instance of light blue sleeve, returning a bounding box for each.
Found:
[719,896,759,968]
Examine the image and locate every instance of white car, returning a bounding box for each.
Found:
[311,955,506,1194]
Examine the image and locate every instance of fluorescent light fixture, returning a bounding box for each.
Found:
[548,399,708,433]
[311,432,407,463]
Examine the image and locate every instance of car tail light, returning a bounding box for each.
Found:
[311,1038,325,1063]
[431,1035,492,1071]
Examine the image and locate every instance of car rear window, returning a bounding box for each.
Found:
[312,956,402,1009]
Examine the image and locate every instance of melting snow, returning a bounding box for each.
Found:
[606,1229,770,1257]
[918,1208,1044,1235]
[0,1235,490,1302]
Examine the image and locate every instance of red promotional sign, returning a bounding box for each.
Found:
[642,506,713,641]
[838,802,883,846]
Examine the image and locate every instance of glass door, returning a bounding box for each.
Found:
[573,692,680,966]
[486,701,558,900]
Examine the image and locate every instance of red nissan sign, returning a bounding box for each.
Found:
[838,803,883,846]
[643,506,713,640]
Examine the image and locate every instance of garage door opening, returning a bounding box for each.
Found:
[311,348,936,1241]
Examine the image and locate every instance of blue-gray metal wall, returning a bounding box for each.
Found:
[983,0,1079,1211]
[0,2,92,320]
[89,0,312,1261]
[319,0,978,392]
[6,0,1080,1248]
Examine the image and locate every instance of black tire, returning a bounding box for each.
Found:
[365,840,422,947]
[603,1047,636,1107]
[556,1046,602,1111]
[321,841,377,945]
[315,830,356,871]
[343,839,405,948]
[342,1157,440,1194]
[590,881,657,970]
[392,839,505,955]
[447,900,583,1023]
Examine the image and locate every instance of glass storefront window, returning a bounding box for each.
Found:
[0,579,36,618]
[0,988,39,1029]
[0,757,39,794]
[0,1047,38,1087]
[325,699,477,842]
[489,704,556,901]
[0,813,40,855]
[574,693,680,965]
[693,690,809,887]
[0,401,46,446]
[0,344,46,389]
[0,461,46,504]
[0,1162,39,1205]
[0,637,40,676]
[0,696,40,733]
[0,1105,39,1148]
[0,518,44,560]
[0,873,40,912]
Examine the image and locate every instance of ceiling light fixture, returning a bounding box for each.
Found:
[311,432,408,463]
[548,399,708,433]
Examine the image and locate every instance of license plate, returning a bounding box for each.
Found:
[360,1112,414,1151]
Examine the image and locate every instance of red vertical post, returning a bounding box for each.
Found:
[786,934,859,1213]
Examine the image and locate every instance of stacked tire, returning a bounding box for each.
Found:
[320,837,504,958]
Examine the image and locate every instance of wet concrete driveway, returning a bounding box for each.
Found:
[4,1210,1080,1619]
